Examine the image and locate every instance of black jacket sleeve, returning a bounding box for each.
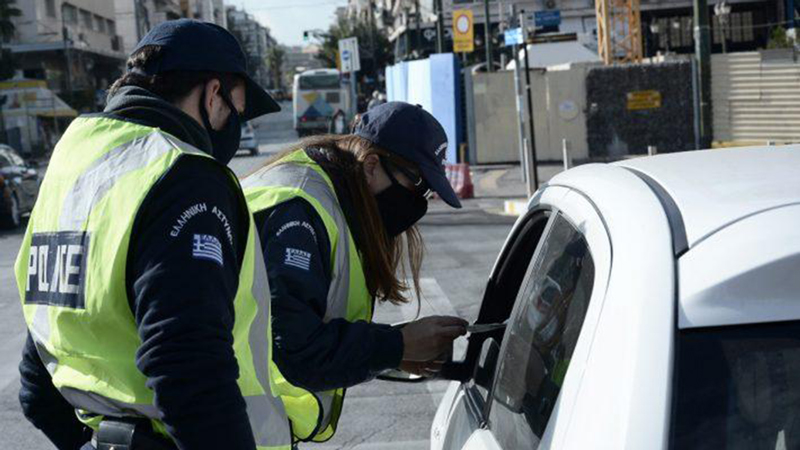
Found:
[127,157,255,450]
[256,198,404,393]
[19,332,92,450]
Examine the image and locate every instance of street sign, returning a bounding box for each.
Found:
[526,10,562,30]
[504,27,523,46]
[452,9,474,53]
[337,37,360,73]
[627,90,662,110]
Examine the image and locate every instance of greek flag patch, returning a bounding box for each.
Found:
[192,234,224,266]
[284,248,312,271]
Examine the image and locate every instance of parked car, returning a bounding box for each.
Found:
[0,145,39,229]
[427,146,800,450]
[239,122,258,156]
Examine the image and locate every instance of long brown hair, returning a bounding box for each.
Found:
[256,134,425,305]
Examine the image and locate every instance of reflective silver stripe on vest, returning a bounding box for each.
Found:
[247,232,292,447]
[59,132,186,231]
[244,162,353,431]
[34,342,161,419]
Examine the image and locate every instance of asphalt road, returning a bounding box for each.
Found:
[0,102,516,450]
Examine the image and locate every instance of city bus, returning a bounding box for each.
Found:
[292,68,346,136]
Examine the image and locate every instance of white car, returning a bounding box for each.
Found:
[430,146,800,450]
[240,122,258,156]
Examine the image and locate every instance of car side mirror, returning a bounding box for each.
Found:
[473,337,501,391]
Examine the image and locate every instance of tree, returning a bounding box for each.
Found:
[315,14,393,80]
[767,27,795,50]
[267,46,285,91]
[0,0,21,80]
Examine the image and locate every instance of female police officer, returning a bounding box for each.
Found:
[242,102,467,443]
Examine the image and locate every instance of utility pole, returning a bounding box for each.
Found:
[693,0,712,148]
[369,0,377,82]
[520,11,539,194]
[484,0,494,71]
[435,0,445,53]
[415,0,422,57]
[510,4,526,182]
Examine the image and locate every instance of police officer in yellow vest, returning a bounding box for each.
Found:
[15,20,291,450]
[242,103,468,443]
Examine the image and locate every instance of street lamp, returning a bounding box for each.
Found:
[714,1,732,53]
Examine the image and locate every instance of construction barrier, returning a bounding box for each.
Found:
[444,163,474,200]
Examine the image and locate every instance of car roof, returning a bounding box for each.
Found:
[616,145,800,249]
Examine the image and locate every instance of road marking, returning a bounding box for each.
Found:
[388,278,467,409]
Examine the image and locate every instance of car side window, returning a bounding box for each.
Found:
[487,213,595,449]
[0,154,11,168]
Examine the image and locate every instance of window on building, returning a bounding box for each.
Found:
[107,19,116,36]
[62,3,78,25]
[95,14,106,33]
[80,9,93,30]
[45,0,57,17]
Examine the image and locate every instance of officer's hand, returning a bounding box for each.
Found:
[400,315,468,362]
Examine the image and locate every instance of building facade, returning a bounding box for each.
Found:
[281,45,323,88]
[114,0,183,55]
[8,0,126,105]
[226,6,276,89]
[379,0,784,62]
[181,0,227,28]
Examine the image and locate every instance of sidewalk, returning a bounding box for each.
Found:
[429,163,566,216]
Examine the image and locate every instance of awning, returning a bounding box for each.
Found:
[1,77,77,118]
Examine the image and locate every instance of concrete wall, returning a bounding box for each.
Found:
[471,71,521,164]
[532,62,594,162]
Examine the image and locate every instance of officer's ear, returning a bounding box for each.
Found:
[203,78,223,115]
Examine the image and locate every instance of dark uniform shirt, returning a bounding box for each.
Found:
[255,188,404,393]
[19,86,257,450]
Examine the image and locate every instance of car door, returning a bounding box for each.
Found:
[433,188,612,450]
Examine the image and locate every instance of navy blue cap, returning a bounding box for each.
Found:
[354,102,461,208]
[131,19,279,120]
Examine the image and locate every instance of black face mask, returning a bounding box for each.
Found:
[199,83,241,165]
[375,160,428,237]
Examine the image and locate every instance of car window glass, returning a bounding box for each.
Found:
[0,154,11,168]
[487,213,595,449]
[671,321,800,450]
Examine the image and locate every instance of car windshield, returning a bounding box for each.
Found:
[670,321,800,449]
[299,74,339,90]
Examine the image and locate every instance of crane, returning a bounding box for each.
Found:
[595,0,643,64]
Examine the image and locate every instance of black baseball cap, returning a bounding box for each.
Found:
[354,102,461,208]
[131,19,280,120]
